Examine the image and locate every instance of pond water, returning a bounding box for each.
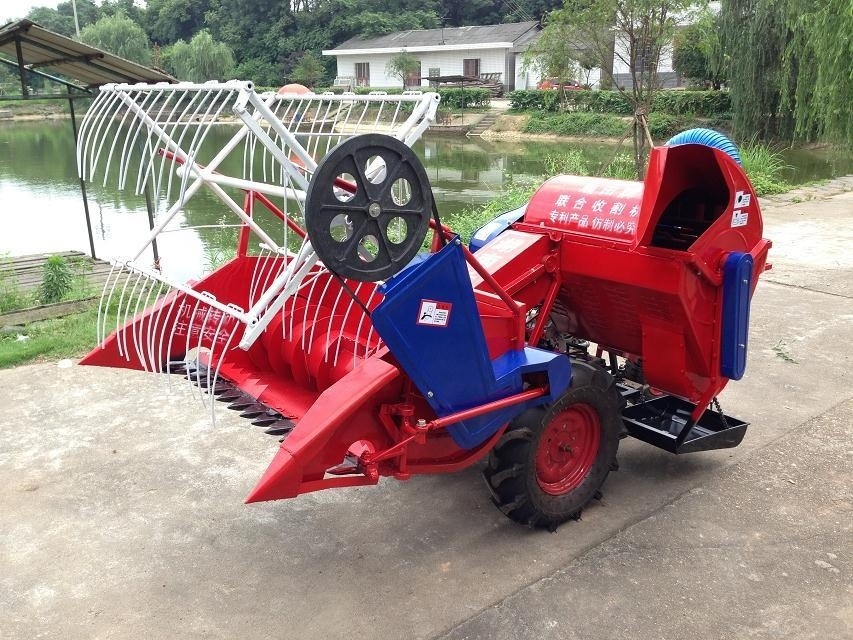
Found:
[1,119,850,282]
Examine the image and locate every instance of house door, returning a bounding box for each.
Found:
[355,62,370,87]
[405,62,422,88]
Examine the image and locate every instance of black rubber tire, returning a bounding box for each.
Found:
[483,360,624,529]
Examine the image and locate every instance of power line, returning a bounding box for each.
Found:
[501,0,535,23]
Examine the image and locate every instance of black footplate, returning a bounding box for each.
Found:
[622,395,748,454]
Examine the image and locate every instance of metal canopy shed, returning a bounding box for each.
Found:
[0,19,173,92]
[0,19,176,258]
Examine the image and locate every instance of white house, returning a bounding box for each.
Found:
[610,2,721,89]
[322,21,541,91]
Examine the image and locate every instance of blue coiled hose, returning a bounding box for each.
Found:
[666,128,742,166]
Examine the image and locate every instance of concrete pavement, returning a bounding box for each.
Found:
[1,185,851,639]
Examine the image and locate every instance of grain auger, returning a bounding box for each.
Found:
[78,82,770,528]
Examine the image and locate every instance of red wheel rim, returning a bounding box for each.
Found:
[535,404,600,496]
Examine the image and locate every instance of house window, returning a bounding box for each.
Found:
[428,67,441,87]
[355,62,370,87]
[463,58,480,78]
[405,61,422,88]
[635,41,658,74]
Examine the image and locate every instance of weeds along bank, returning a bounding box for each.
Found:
[0,254,102,368]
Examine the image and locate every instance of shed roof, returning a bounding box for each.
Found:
[0,19,175,89]
[326,21,540,54]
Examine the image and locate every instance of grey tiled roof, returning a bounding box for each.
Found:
[328,21,540,52]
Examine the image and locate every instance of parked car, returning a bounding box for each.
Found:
[537,78,582,90]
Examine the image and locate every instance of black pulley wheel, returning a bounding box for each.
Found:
[304,133,433,282]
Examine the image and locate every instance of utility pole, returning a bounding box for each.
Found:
[71,0,81,38]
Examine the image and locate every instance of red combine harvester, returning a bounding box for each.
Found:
[78,83,770,528]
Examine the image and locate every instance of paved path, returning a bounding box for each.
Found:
[1,185,851,639]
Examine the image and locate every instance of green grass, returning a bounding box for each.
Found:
[445,180,540,244]
[0,254,94,314]
[0,304,110,369]
[740,142,792,196]
[543,149,637,181]
[0,275,29,313]
[0,275,168,368]
[524,112,628,137]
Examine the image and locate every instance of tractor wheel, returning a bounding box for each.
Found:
[483,360,623,529]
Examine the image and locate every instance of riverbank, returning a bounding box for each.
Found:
[0,100,70,121]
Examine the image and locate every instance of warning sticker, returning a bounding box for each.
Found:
[731,209,749,228]
[734,190,752,208]
[417,300,451,327]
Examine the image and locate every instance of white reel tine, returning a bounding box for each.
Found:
[96,261,122,347]
[120,269,148,364]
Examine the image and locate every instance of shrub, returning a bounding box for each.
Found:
[508,89,731,118]
[647,113,691,140]
[651,91,731,117]
[543,149,590,176]
[600,153,637,180]
[38,255,74,304]
[524,112,627,137]
[447,180,538,244]
[507,89,563,112]
[436,88,491,109]
[312,86,491,109]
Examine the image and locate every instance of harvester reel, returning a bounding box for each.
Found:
[305,133,433,282]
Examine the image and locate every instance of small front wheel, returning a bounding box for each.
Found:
[483,360,623,529]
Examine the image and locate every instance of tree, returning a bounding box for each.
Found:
[503,0,564,22]
[782,0,853,145]
[289,52,325,87]
[351,10,439,38]
[164,30,236,82]
[234,59,282,87]
[532,0,703,177]
[141,0,212,44]
[673,9,725,89]
[26,1,102,37]
[26,7,75,36]
[80,13,151,65]
[204,0,294,76]
[523,17,590,85]
[723,0,852,145]
[438,0,502,27]
[386,51,421,87]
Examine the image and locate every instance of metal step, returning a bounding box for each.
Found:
[622,395,748,454]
